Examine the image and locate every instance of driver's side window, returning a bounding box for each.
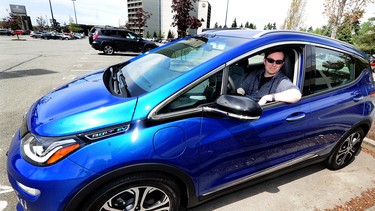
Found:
[159,70,223,114]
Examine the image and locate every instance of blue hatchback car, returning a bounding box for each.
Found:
[7,30,375,211]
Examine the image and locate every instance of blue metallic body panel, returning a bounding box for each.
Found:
[28,71,137,136]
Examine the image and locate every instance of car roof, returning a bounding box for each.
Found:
[201,29,368,60]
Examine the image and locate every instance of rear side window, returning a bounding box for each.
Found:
[313,47,354,92]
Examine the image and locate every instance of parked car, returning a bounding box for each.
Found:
[72,32,85,39]
[0,28,13,36]
[30,31,44,38]
[7,30,375,211]
[370,57,375,69]
[13,29,30,35]
[90,28,158,54]
[61,33,74,40]
[41,32,62,40]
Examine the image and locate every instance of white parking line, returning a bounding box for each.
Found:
[0,185,13,194]
[0,201,8,211]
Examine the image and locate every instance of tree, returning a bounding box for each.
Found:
[68,17,82,32]
[352,18,375,54]
[231,18,237,28]
[36,16,47,31]
[282,0,307,30]
[264,22,277,30]
[128,8,152,36]
[245,21,257,29]
[323,0,374,39]
[171,0,202,38]
[2,11,21,30]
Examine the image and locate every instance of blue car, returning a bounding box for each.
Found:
[7,30,375,211]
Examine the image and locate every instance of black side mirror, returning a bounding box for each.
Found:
[203,95,262,120]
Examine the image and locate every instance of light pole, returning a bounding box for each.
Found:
[72,0,78,24]
[48,0,56,30]
[225,0,229,28]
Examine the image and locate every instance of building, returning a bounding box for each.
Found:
[127,0,211,39]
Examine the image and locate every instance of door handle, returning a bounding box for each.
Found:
[353,95,364,102]
[286,112,306,122]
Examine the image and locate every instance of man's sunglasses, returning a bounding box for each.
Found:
[266,58,284,65]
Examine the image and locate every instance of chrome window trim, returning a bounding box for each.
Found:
[225,42,305,87]
[312,43,367,63]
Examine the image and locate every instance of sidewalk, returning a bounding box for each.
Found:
[363,137,375,211]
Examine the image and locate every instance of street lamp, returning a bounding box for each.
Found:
[225,0,229,28]
[72,0,78,24]
[48,0,56,30]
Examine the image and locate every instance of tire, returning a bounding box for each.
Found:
[326,127,364,170]
[103,45,114,55]
[81,172,181,211]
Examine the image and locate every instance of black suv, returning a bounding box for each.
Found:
[90,28,158,55]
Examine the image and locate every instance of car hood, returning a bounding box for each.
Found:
[28,70,137,136]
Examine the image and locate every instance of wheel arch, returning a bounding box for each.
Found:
[64,163,198,211]
[327,119,372,157]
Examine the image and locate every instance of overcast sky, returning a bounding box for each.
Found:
[1,0,375,29]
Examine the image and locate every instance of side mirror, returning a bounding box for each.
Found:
[204,95,262,120]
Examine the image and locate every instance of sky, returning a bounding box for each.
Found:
[1,0,375,29]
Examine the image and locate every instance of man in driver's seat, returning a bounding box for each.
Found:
[236,50,302,105]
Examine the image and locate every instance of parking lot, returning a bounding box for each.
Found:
[1,35,375,211]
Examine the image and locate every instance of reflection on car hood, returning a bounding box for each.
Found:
[28,70,137,136]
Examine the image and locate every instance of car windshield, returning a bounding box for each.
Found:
[120,35,248,95]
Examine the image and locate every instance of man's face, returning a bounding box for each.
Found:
[263,52,284,77]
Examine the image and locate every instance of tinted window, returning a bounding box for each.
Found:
[159,70,223,114]
[314,47,354,92]
[120,35,248,95]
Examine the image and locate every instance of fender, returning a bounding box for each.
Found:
[64,163,199,210]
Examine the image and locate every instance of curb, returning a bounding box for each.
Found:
[364,137,375,148]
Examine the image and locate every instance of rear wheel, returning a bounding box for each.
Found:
[103,45,114,55]
[326,128,364,170]
[82,173,181,211]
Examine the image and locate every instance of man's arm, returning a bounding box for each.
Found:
[258,88,301,105]
[258,79,302,105]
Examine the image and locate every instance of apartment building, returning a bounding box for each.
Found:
[127,0,211,39]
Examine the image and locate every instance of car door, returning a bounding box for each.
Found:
[301,45,366,149]
[198,46,314,196]
[110,30,126,51]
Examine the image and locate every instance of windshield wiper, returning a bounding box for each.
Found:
[110,66,130,97]
[118,73,130,97]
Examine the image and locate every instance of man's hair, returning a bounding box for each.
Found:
[264,50,285,61]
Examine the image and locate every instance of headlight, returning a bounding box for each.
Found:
[21,133,82,166]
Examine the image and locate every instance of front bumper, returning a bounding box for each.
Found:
[7,129,96,211]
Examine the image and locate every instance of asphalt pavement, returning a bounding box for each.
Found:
[1,35,375,211]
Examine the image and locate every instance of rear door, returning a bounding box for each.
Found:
[302,45,366,151]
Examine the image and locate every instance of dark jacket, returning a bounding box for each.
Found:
[239,69,296,101]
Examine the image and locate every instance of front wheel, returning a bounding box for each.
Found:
[82,173,181,211]
[103,45,114,55]
[326,128,364,170]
